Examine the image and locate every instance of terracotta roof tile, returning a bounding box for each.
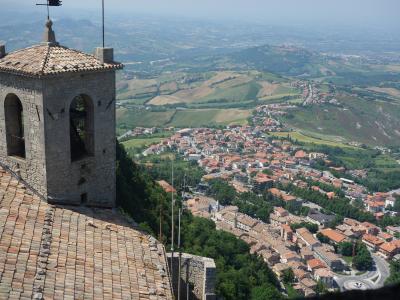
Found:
[0,167,172,299]
[0,44,123,77]
[320,228,347,244]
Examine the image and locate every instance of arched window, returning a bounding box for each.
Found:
[70,94,94,162]
[5,94,25,158]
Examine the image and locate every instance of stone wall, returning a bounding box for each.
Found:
[0,69,117,207]
[167,253,216,300]
[43,71,117,207]
[0,73,47,196]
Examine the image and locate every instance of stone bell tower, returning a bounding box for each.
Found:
[0,20,123,207]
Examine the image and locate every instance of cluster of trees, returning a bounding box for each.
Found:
[146,155,205,190]
[207,180,282,223]
[290,222,319,234]
[305,145,400,193]
[301,177,345,198]
[181,216,283,300]
[117,143,283,300]
[352,242,374,271]
[282,183,376,224]
[208,179,237,205]
[338,241,354,257]
[385,260,400,286]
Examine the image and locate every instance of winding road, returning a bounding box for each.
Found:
[334,253,390,291]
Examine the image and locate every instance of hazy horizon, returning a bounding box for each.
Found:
[2,0,400,29]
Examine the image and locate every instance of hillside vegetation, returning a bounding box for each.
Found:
[116,143,283,300]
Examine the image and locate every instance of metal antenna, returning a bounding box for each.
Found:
[36,0,62,20]
[102,0,105,48]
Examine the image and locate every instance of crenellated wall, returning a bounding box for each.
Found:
[167,253,216,300]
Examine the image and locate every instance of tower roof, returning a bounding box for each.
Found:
[0,44,123,78]
[0,20,123,78]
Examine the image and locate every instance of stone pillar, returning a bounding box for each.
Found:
[0,45,5,59]
[95,47,114,64]
[203,260,217,300]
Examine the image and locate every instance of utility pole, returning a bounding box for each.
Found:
[177,172,187,300]
[178,207,182,300]
[170,159,175,290]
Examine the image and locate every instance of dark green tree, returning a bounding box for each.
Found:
[282,268,295,284]
[338,241,354,257]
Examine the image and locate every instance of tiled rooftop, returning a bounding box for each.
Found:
[0,44,123,77]
[0,167,173,300]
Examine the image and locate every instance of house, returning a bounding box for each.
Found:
[281,251,302,263]
[307,258,327,272]
[314,268,335,288]
[293,268,311,281]
[296,228,321,249]
[157,180,177,193]
[385,196,396,208]
[253,176,274,193]
[259,250,281,266]
[326,192,335,199]
[386,226,400,236]
[360,222,380,235]
[281,224,294,241]
[300,247,315,261]
[307,211,336,228]
[378,232,394,242]
[378,240,400,259]
[236,213,259,232]
[343,218,361,227]
[314,246,345,271]
[366,201,385,213]
[273,263,290,278]
[300,278,318,290]
[275,207,289,217]
[320,228,347,245]
[362,234,384,251]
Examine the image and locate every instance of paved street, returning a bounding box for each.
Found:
[334,253,390,291]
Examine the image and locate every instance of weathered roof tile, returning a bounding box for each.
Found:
[0,44,123,77]
[0,167,172,299]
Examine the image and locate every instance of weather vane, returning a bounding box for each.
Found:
[36,0,62,20]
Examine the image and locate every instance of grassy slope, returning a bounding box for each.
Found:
[117,108,251,128]
[122,137,164,151]
[268,131,356,148]
[281,96,400,146]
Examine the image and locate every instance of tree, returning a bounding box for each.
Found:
[282,268,295,284]
[338,241,354,257]
[290,222,318,234]
[317,232,330,244]
[385,260,400,286]
[117,142,283,300]
[208,179,237,205]
[353,243,373,271]
[315,280,328,295]
[251,285,284,300]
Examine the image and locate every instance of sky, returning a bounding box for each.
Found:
[2,0,400,28]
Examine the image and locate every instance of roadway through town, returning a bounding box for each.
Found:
[334,253,390,291]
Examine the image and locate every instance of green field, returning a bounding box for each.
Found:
[268,131,355,149]
[117,107,251,130]
[122,137,164,152]
[169,109,251,127]
[117,108,176,128]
